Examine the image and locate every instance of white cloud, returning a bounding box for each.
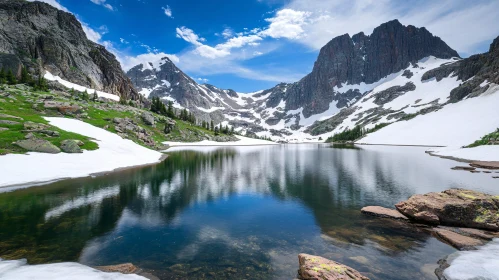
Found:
[222,28,234,39]
[282,0,499,55]
[162,6,173,18]
[81,24,102,42]
[197,77,209,83]
[90,0,114,11]
[120,38,129,44]
[176,26,205,46]
[27,0,68,12]
[259,9,311,39]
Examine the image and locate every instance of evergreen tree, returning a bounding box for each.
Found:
[92,90,98,101]
[6,69,17,85]
[81,89,89,101]
[210,120,214,131]
[230,126,234,135]
[167,101,174,118]
[214,125,219,136]
[0,68,5,82]
[20,67,31,84]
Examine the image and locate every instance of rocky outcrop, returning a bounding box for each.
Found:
[297,254,369,280]
[60,139,82,153]
[433,228,485,250]
[0,0,139,100]
[395,189,499,231]
[422,35,499,102]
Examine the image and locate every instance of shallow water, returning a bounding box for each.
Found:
[0,144,497,279]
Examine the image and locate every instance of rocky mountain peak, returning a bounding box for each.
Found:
[0,0,139,100]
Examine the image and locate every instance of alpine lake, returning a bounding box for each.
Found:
[1,144,498,279]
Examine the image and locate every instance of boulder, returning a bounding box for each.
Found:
[141,111,155,126]
[15,139,61,154]
[44,101,82,115]
[60,140,82,153]
[360,206,408,220]
[433,228,484,250]
[395,189,499,231]
[297,254,370,280]
[0,127,8,132]
[0,113,23,120]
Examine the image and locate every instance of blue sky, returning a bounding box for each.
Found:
[31,0,499,92]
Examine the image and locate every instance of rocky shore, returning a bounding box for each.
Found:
[298,188,499,280]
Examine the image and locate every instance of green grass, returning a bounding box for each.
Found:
[466,128,499,148]
[0,87,98,154]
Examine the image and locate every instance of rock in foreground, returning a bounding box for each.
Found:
[360,206,408,220]
[14,139,61,154]
[297,253,369,280]
[395,189,499,231]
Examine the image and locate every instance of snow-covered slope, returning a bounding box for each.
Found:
[0,117,162,188]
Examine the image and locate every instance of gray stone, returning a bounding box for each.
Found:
[0,113,23,120]
[0,120,21,125]
[141,111,155,126]
[24,121,50,131]
[60,139,82,153]
[0,127,8,132]
[15,139,61,154]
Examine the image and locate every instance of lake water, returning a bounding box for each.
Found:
[0,144,498,279]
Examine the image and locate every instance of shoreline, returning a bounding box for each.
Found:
[0,153,168,192]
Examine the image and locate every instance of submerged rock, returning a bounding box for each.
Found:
[95,263,138,274]
[395,189,499,231]
[360,206,408,220]
[297,253,369,280]
[433,228,484,250]
[15,139,61,154]
[450,166,475,171]
[469,161,499,170]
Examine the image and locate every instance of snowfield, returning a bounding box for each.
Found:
[0,117,163,189]
[44,71,120,101]
[163,135,278,149]
[443,239,499,280]
[0,259,146,280]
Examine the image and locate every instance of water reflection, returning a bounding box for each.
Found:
[0,144,497,279]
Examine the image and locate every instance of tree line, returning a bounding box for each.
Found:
[0,67,48,91]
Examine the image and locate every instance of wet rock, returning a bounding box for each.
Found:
[15,139,61,154]
[469,161,499,169]
[297,253,369,280]
[0,120,20,125]
[451,166,475,171]
[60,140,83,153]
[360,206,408,220]
[433,228,484,250]
[141,111,155,126]
[395,189,499,231]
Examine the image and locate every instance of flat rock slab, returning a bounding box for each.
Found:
[434,228,484,250]
[298,253,370,280]
[361,206,408,220]
[470,161,499,169]
[395,189,499,231]
[0,113,22,120]
[0,127,8,132]
[456,227,499,241]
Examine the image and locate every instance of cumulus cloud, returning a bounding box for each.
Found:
[283,0,499,55]
[259,9,311,39]
[90,0,114,11]
[221,28,234,39]
[162,6,173,18]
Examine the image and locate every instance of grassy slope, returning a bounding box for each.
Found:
[0,84,216,155]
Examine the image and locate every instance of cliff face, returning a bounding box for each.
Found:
[0,0,139,100]
[279,19,459,117]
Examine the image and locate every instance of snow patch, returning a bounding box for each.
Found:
[0,118,162,189]
[0,258,146,280]
[44,71,120,101]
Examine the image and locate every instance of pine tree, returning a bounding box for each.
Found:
[167,101,174,118]
[20,67,31,84]
[230,126,234,135]
[0,68,5,84]
[6,69,17,85]
[92,90,98,101]
[210,120,214,131]
[214,126,219,136]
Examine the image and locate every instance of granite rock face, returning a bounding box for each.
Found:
[0,0,138,100]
